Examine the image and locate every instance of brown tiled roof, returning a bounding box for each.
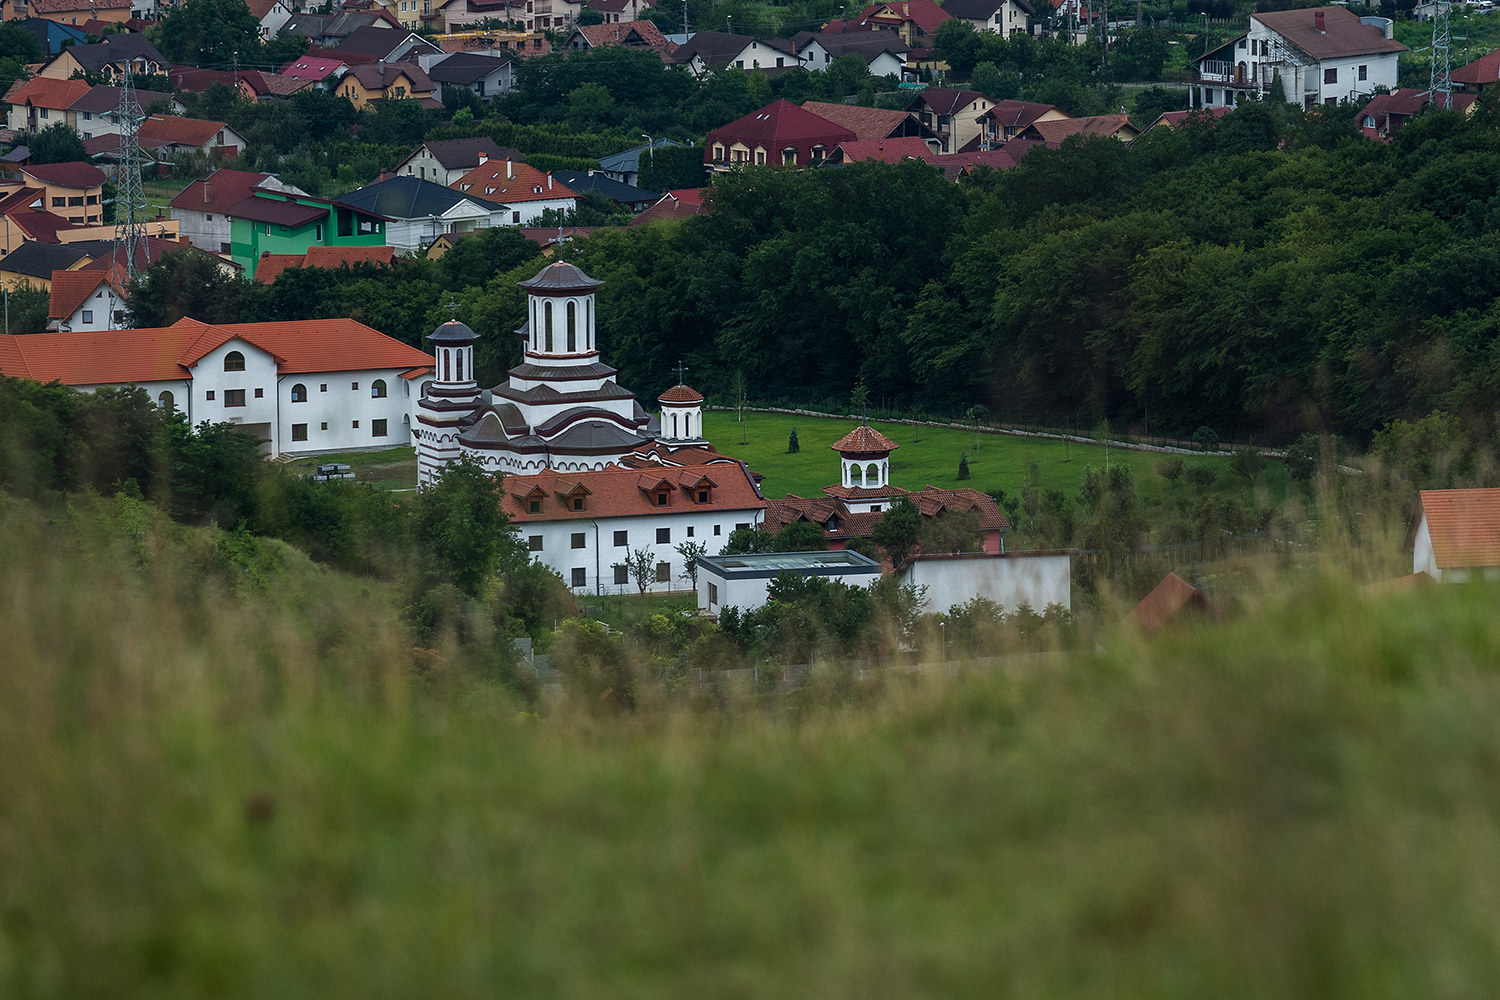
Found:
[658,384,704,403]
[48,265,123,321]
[1020,114,1137,145]
[500,463,765,523]
[801,100,918,141]
[245,0,287,18]
[4,77,93,111]
[139,115,232,148]
[976,99,1067,129]
[254,245,396,283]
[170,169,275,214]
[228,195,329,226]
[909,485,1009,530]
[627,188,708,227]
[1128,572,1215,632]
[851,0,949,34]
[906,87,984,115]
[572,19,675,50]
[342,60,435,94]
[832,424,899,454]
[412,137,509,170]
[29,0,129,11]
[1454,47,1500,86]
[1419,489,1500,569]
[451,160,579,203]
[830,136,931,163]
[9,210,81,242]
[1252,6,1406,59]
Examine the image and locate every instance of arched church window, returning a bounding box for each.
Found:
[867,462,879,485]
[586,299,592,349]
[545,301,553,351]
[566,300,576,352]
[671,413,678,438]
[457,351,464,380]
[684,413,692,437]
[443,349,450,382]
[157,390,174,410]
[224,350,245,372]
[291,383,307,402]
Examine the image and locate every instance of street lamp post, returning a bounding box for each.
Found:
[640,132,653,186]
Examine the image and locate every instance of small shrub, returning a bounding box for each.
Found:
[788,426,800,454]
[1193,425,1220,452]
[1156,457,1185,484]
[1184,464,1220,490]
[957,451,970,480]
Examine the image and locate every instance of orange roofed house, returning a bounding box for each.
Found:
[0,317,433,457]
[450,158,579,226]
[1412,489,1500,582]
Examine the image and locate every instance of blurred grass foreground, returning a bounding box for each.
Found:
[5,489,1500,998]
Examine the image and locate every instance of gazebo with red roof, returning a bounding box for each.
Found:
[831,422,899,496]
[658,369,704,443]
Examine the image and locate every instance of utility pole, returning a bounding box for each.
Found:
[112,62,147,284]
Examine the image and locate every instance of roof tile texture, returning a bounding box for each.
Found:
[500,463,764,522]
[1252,5,1406,59]
[1421,489,1500,570]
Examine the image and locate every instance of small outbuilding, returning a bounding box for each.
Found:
[1411,488,1500,582]
[697,550,882,614]
[897,551,1071,616]
[1128,572,1217,633]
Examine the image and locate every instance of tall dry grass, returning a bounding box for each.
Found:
[4,488,1500,998]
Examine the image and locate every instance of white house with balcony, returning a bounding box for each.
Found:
[1191,6,1404,111]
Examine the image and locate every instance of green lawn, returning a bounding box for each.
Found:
[701,410,1278,508]
[283,446,417,490]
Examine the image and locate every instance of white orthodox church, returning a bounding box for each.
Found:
[414,260,708,484]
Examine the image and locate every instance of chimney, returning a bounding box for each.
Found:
[547,172,553,190]
[507,158,513,180]
[478,152,488,164]
[178,235,189,246]
[202,180,211,204]
[1315,9,1324,32]
[379,169,389,182]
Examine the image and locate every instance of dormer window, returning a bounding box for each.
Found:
[697,489,708,503]
[573,497,585,511]
[529,500,541,513]
[656,492,669,506]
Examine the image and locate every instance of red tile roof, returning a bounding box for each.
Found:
[3,77,93,111]
[228,195,329,226]
[830,136,931,163]
[21,162,106,189]
[450,160,578,202]
[572,19,675,50]
[0,316,432,385]
[1419,489,1500,570]
[1251,6,1406,59]
[1358,88,1476,134]
[1020,114,1137,145]
[253,245,396,283]
[0,186,46,215]
[658,383,704,403]
[341,60,435,94]
[1144,106,1231,132]
[29,0,129,11]
[500,462,765,522]
[851,0,949,34]
[170,168,276,214]
[976,99,1069,129]
[48,265,123,321]
[706,98,856,154]
[906,88,984,116]
[832,424,899,454]
[908,485,1009,530]
[9,210,82,242]
[627,189,708,226]
[1453,47,1500,86]
[281,52,357,81]
[1128,572,1215,632]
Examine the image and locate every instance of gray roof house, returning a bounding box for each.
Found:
[336,175,510,252]
[392,137,522,185]
[550,170,659,211]
[425,52,517,99]
[597,138,689,186]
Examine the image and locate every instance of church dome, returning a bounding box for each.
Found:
[427,319,478,344]
[658,383,704,404]
[519,260,603,293]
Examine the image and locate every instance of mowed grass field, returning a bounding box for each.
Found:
[701,409,1286,508]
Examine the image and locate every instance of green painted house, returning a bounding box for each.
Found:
[228,193,389,279]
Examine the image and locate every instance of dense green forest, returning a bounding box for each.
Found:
[130,97,1500,447]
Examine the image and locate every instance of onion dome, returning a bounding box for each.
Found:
[831,424,899,455]
[518,260,603,293]
[427,319,477,344]
[658,383,704,404]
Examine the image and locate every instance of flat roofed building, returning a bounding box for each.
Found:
[697,549,882,614]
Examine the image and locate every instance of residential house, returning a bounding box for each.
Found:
[1357,87,1476,138]
[337,25,442,61]
[0,186,78,254]
[1128,572,1216,631]
[280,10,397,47]
[169,67,312,102]
[801,99,938,148]
[563,19,675,56]
[334,61,439,108]
[835,0,950,58]
[423,52,517,99]
[669,30,799,75]
[247,0,294,39]
[450,159,579,226]
[968,98,1070,149]
[20,162,105,225]
[37,34,165,80]
[514,226,594,255]
[395,138,517,185]
[597,138,689,186]
[64,85,130,141]
[251,244,396,283]
[627,188,707,226]
[47,264,126,331]
[1453,48,1500,95]
[939,0,1034,39]
[551,170,658,212]
[141,116,246,157]
[11,17,89,56]
[335,175,508,251]
[516,0,585,31]
[3,77,92,135]
[1411,488,1500,582]
[791,28,909,77]
[226,191,390,277]
[170,168,310,255]
[280,49,376,87]
[1,0,131,26]
[0,316,435,457]
[0,237,102,289]
[903,88,995,153]
[704,99,856,170]
[584,0,654,23]
[923,141,1045,179]
[1191,6,1405,110]
[697,550,882,614]
[1016,113,1139,145]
